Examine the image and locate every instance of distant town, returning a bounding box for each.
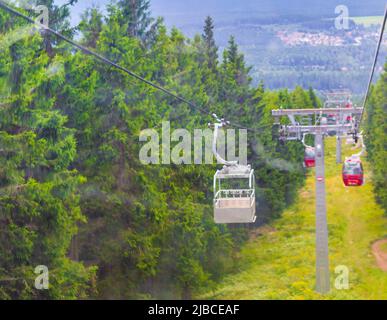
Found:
[276,30,382,47]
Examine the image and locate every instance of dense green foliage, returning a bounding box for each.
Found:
[0,1,319,299]
[0,0,94,299]
[365,62,387,213]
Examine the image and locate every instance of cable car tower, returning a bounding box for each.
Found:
[272,102,363,294]
[323,89,352,108]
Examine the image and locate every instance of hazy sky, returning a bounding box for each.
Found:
[55,0,386,29]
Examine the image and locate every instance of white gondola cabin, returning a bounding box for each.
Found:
[214,165,256,224]
[211,119,256,224]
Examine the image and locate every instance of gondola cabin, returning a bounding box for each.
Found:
[327,114,337,125]
[304,147,316,168]
[345,101,353,122]
[214,165,256,224]
[342,157,364,187]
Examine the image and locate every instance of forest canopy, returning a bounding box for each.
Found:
[365,62,387,213]
[0,0,355,300]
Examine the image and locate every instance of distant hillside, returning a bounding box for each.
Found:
[151,0,385,28]
[57,0,386,93]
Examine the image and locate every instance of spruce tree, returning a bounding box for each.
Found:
[308,87,320,108]
[202,16,218,72]
[117,0,160,44]
[28,0,78,56]
[78,7,104,48]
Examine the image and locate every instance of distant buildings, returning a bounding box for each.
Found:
[276,30,380,47]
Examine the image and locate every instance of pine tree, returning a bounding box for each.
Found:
[202,16,218,72]
[222,36,252,86]
[291,86,312,108]
[224,36,238,65]
[28,0,78,56]
[78,7,104,48]
[117,0,160,45]
[308,87,320,108]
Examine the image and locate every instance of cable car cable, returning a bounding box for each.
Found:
[358,5,387,129]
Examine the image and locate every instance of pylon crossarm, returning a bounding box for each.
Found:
[272,108,363,116]
[285,124,353,135]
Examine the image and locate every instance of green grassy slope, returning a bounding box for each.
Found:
[202,138,387,300]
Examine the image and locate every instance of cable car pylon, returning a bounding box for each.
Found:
[272,101,363,294]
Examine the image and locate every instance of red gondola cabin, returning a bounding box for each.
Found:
[342,157,364,187]
[304,147,316,168]
[345,101,353,122]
